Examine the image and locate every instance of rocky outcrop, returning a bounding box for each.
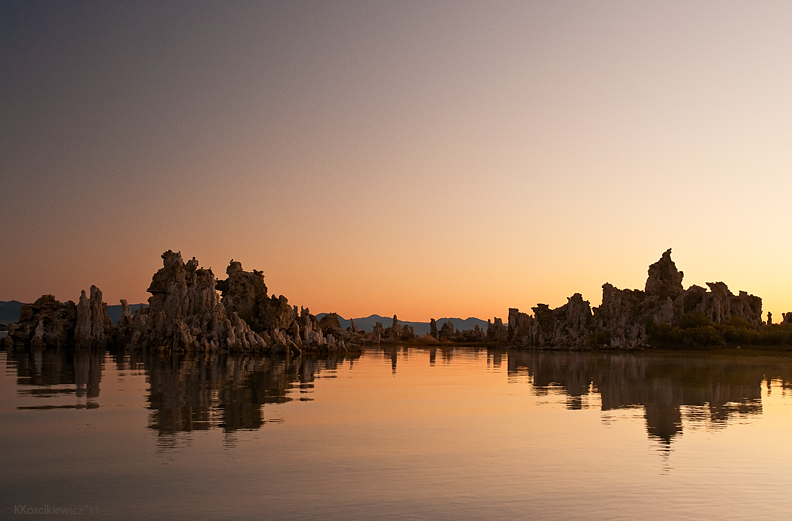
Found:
[118,252,364,354]
[594,253,762,348]
[514,293,592,348]
[349,318,359,333]
[4,295,77,349]
[317,312,350,346]
[486,317,508,342]
[215,261,269,331]
[75,285,112,348]
[371,322,384,344]
[318,312,341,333]
[378,315,416,342]
[130,251,271,353]
[4,248,771,353]
[594,285,644,347]
[508,308,533,346]
[645,249,684,299]
[439,320,455,340]
[215,261,297,333]
[113,299,146,346]
[452,324,486,342]
[508,249,764,349]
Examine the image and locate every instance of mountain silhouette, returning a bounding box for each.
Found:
[316,313,487,335]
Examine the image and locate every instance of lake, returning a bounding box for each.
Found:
[2,346,792,520]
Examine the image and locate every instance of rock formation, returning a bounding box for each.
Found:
[75,285,112,348]
[377,315,416,342]
[439,320,455,340]
[215,261,269,332]
[508,308,533,347]
[530,293,592,347]
[508,249,764,349]
[645,249,684,299]
[486,318,508,342]
[116,252,365,354]
[423,317,486,343]
[128,251,272,353]
[3,295,76,349]
[2,248,775,352]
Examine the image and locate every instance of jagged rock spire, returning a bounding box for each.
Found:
[645,249,684,299]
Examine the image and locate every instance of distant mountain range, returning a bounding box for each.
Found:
[0,300,146,326]
[0,301,23,326]
[315,313,488,336]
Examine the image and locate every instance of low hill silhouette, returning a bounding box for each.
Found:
[316,313,487,335]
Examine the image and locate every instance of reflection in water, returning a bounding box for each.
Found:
[144,351,360,435]
[7,347,105,402]
[6,346,792,446]
[508,351,792,443]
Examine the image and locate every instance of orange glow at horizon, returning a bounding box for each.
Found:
[1,2,790,321]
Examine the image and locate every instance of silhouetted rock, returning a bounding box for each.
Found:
[508,308,534,346]
[132,251,270,353]
[510,250,764,349]
[486,317,508,342]
[523,295,592,348]
[318,312,341,332]
[74,286,112,349]
[215,260,269,332]
[645,248,684,299]
[372,322,384,344]
[4,295,76,349]
[439,320,455,340]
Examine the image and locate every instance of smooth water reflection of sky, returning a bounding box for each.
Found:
[2,347,792,520]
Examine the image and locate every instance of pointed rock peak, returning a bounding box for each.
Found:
[645,249,684,299]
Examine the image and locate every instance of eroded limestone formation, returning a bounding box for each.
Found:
[645,249,684,299]
[75,285,112,349]
[3,248,773,352]
[4,295,77,349]
[127,251,273,353]
[508,249,764,349]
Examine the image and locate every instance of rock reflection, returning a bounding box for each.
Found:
[7,345,792,446]
[508,351,792,443]
[144,352,360,434]
[6,347,104,402]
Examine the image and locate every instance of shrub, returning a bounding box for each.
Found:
[679,312,712,329]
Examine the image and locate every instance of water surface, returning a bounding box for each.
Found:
[2,346,792,520]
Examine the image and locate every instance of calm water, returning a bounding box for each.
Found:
[2,346,792,520]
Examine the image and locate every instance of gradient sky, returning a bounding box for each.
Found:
[2,0,791,321]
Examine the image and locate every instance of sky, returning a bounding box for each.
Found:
[1,0,791,322]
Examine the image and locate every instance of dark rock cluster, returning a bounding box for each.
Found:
[4,250,374,354]
[2,248,779,352]
[507,249,764,348]
[5,294,78,348]
[421,318,487,343]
